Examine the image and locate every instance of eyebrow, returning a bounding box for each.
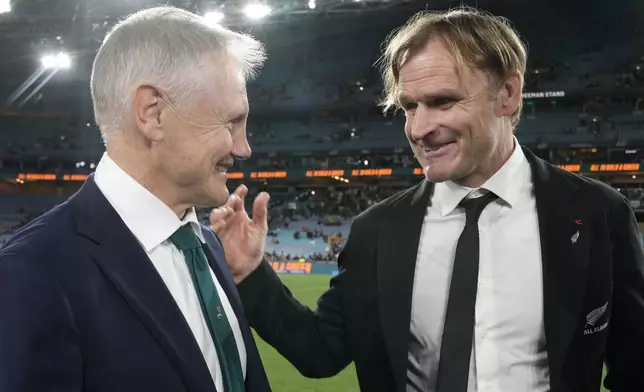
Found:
[230,110,248,123]
[397,89,462,107]
[226,103,249,123]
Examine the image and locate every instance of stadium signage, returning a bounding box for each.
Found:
[557,164,581,173]
[62,174,89,181]
[7,162,644,183]
[522,91,566,99]
[271,261,312,274]
[250,171,287,179]
[306,170,345,177]
[589,163,640,172]
[557,163,640,173]
[17,173,56,181]
[226,172,244,179]
[350,168,393,177]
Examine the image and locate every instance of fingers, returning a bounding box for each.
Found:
[227,184,248,213]
[210,218,227,234]
[209,205,234,233]
[252,192,270,230]
[233,184,248,204]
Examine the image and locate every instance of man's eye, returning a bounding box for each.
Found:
[402,102,417,111]
[435,98,455,108]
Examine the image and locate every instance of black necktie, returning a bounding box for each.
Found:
[436,191,498,392]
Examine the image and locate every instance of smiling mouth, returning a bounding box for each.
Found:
[215,165,230,174]
[423,141,456,153]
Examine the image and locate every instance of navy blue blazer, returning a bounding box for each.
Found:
[0,175,270,392]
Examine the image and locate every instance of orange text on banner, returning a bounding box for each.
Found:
[271,261,312,274]
[589,163,640,172]
[306,170,345,177]
[250,171,287,179]
[18,173,57,181]
[350,168,393,177]
[557,164,581,173]
[63,174,89,181]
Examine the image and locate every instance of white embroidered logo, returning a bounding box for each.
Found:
[571,230,580,244]
[584,302,609,335]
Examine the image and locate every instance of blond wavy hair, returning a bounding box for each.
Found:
[378,7,527,127]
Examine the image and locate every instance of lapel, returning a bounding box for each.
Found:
[377,179,433,392]
[70,175,216,392]
[523,147,589,383]
[200,228,270,390]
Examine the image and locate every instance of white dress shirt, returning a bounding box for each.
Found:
[94,153,246,390]
[407,139,550,392]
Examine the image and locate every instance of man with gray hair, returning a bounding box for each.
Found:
[0,6,270,392]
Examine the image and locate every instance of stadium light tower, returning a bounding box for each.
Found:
[0,0,11,14]
[204,11,224,26]
[244,3,271,20]
[41,52,71,69]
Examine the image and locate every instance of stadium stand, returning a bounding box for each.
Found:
[1,0,644,259]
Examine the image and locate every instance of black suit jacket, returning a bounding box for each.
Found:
[0,175,270,392]
[238,147,644,392]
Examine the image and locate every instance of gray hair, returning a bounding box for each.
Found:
[90,6,266,140]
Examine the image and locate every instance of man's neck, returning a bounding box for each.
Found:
[454,135,515,188]
[105,147,190,219]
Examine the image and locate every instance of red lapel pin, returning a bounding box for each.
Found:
[575,219,582,225]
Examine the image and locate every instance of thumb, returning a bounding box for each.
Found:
[252,192,270,230]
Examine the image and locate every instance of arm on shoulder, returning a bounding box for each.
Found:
[603,191,644,392]
[0,253,82,392]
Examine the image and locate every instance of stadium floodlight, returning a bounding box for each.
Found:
[244,3,271,20]
[0,0,10,14]
[204,11,224,26]
[41,52,71,69]
[308,0,316,9]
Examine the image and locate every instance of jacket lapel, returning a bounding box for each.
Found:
[200,227,270,390]
[71,175,216,392]
[523,147,589,384]
[377,179,433,392]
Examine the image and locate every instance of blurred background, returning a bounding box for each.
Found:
[0,0,639,390]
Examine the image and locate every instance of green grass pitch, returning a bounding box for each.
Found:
[254,274,609,392]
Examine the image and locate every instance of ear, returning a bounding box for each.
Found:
[132,84,165,142]
[494,70,523,119]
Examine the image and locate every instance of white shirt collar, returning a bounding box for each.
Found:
[94,153,205,252]
[432,137,530,217]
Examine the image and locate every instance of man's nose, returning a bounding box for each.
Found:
[231,131,252,160]
[409,105,440,145]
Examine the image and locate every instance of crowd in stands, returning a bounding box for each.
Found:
[242,185,401,262]
[3,29,644,257]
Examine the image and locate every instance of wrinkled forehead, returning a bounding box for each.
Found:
[396,40,491,101]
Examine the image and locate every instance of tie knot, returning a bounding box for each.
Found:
[459,191,498,224]
[170,225,201,251]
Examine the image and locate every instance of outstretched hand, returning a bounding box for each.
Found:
[209,185,270,284]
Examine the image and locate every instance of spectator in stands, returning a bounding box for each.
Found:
[212,6,644,392]
[0,7,270,392]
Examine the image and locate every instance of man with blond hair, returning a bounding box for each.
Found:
[0,6,271,392]
[211,7,644,392]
